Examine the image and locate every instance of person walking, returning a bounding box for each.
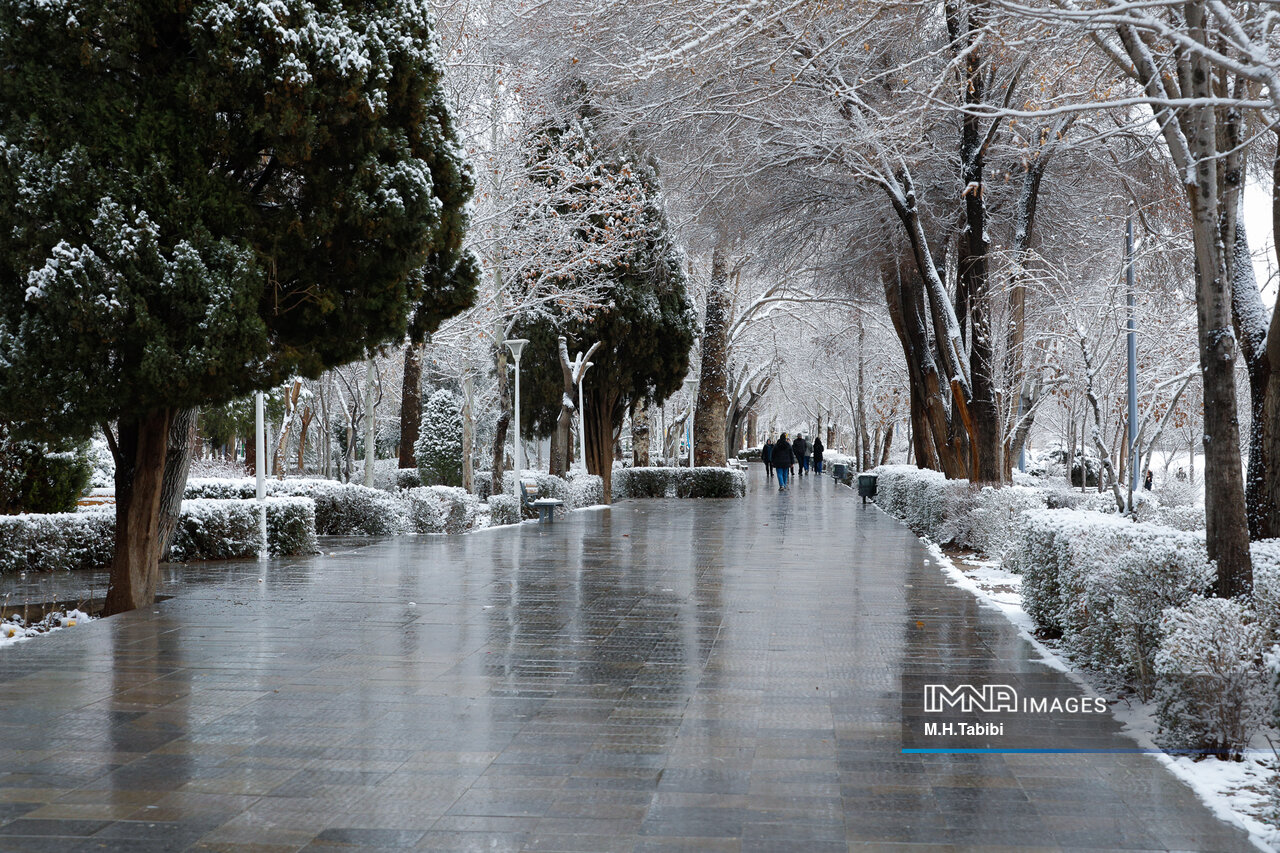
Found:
[773,432,794,491]
[812,436,824,475]
[762,437,775,481]
[793,433,808,477]
[1143,469,1153,491]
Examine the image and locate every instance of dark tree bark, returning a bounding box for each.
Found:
[490,350,511,495]
[157,407,197,562]
[693,247,731,467]
[399,342,423,470]
[584,382,620,502]
[105,409,174,615]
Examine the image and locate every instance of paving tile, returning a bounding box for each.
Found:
[0,474,1259,852]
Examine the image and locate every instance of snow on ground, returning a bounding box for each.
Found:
[0,609,94,650]
[920,536,1279,851]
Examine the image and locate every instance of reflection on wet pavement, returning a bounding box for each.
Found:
[0,472,1257,851]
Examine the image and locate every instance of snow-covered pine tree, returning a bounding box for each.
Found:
[416,390,464,488]
[0,0,477,613]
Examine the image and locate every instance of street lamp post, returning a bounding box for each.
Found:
[255,390,267,559]
[504,339,529,496]
[683,377,697,470]
[1126,211,1138,512]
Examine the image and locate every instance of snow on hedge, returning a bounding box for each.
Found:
[186,478,408,535]
[873,463,1277,762]
[0,509,114,573]
[611,466,746,500]
[170,497,317,561]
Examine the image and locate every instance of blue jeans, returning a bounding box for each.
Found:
[801,457,810,474]
[814,458,823,474]
[777,467,789,488]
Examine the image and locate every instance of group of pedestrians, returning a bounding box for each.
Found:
[761,432,824,491]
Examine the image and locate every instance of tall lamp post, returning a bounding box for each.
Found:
[255,390,267,559]
[683,377,697,470]
[1125,210,1138,512]
[505,339,529,496]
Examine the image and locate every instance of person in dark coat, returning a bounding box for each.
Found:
[812,436,825,474]
[1143,469,1153,491]
[792,434,808,477]
[762,438,775,480]
[773,432,794,490]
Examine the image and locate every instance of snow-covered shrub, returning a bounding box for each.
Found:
[415,390,463,487]
[169,497,319,560]
[393,468,423,490]
[87,436,115,489]
[185,477,257,500]
[1136,503,1206,532]
[612,466,673,499]
[264,497,318,556]
[488,494,521,527]
[939,484,1047,559]
[1154,597,1268,759]
[566,470,604,507]
[169,499,260,561]
[0,422,92,514]
[404,486,477,534]
[0,510,115,573]
[1069,539,1213,696]
[870,466,952,537]
[1249,541,1280,643]
[473,472,494,500]
[272,480,409,536]
[1155,475,1198,508]
[676,467,746,498]
[1006,508,1210,662]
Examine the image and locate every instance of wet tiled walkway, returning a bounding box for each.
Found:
[0,471,1259,852]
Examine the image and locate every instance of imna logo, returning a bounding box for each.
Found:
[923,683,1018,713]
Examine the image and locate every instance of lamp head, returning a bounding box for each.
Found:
[504,338,529,362]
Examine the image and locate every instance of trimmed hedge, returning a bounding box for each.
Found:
[0,510,115,573]
[162,496,320,561]
[405,486,477,534]
[487,494,521,527]
[611,466,746,500]
[185,478,408,536]
[0,496,318,572]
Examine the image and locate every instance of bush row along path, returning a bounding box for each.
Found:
[0,472,1257,851]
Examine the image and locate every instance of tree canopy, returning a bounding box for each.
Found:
[0,0,477,442]
[508,102,695,492]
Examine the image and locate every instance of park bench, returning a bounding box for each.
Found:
[520,478,563,523]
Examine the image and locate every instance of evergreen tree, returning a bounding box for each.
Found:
[0,0,477,612]
[415,390,463,487]
[510,98,695,499]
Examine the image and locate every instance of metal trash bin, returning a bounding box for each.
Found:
[857,473,877,504]
[832,463,848,481]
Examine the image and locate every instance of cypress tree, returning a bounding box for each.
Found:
[0,0,477,612]
[510,102,695,499]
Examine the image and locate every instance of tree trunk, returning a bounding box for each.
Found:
[105,409,174,615]
[399,342,423,469]
[693,247,731,467]
[1184,58,1251,596]
[632,399,650,467]
[490,350,511,495]
[881,421,895,466]
[462,374,475,493]
[157,407,198,562]
[552,337,576,477]
[584,384,619,502]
